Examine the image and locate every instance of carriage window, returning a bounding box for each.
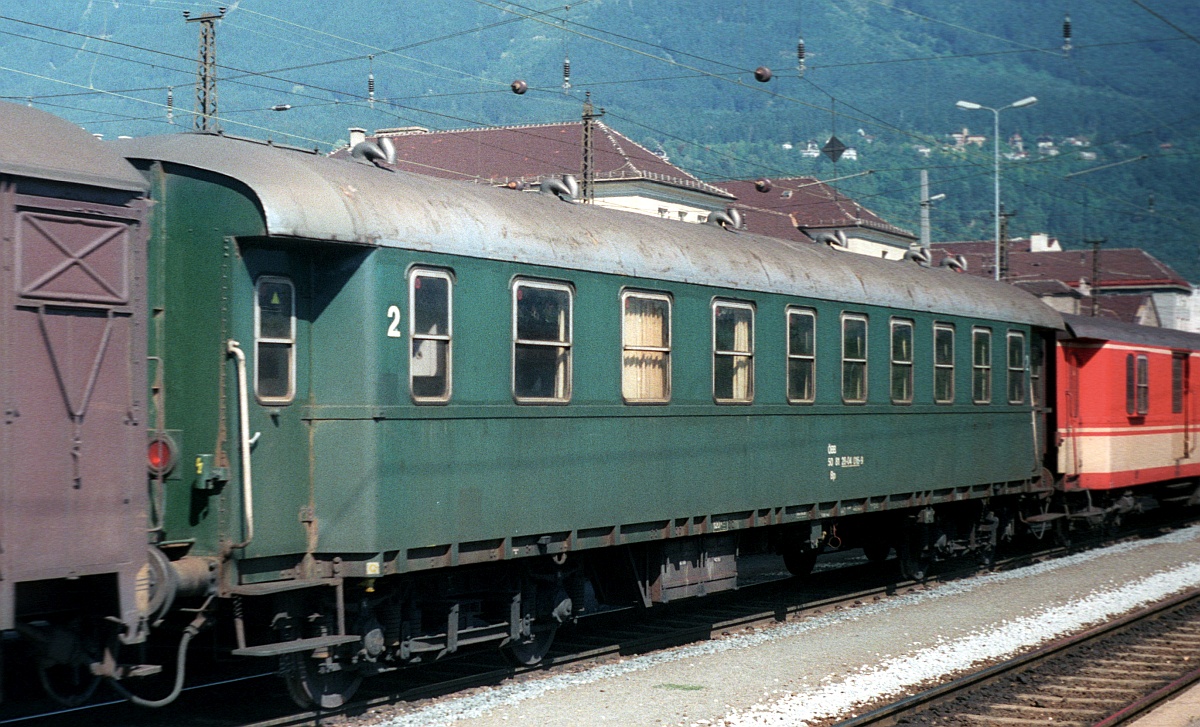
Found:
[890,319,914,404]
[973,328,992,404]
[410,269,452,403]
[513,280,572,403]
[1125,353,1151,416]
[1174,354,1186,414]
[622,291,671,403]
[934,324,955,404]
[787,308,816,403]
[255,276,295,404]
[713,301,754,403]
[842,314,868,403]
[1008,331,1027,404]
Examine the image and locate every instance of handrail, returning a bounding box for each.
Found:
[226,340,255,549]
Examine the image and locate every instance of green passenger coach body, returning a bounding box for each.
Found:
[114,132,1061,705]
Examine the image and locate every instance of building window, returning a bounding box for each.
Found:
[1125,353,1149,416]
[842,314,868,403]
[409,268,452,403]
[622,291,671,403]
[787,307,816,403]
[890,319,914,404]
[934,323,955,404]
[1174,354,1186,414]
[254,276,295,404]
[972,328,992,404]
[713,300,754,403]
[513,279,572,403]
[1008,331,1027,404]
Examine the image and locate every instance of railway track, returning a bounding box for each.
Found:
[5,520,1191,727]
[836,588,1200,727]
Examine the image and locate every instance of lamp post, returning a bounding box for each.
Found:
[955,96,1037,280]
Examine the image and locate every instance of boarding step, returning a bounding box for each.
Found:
[229,578,341,596]
[231,634,360,658]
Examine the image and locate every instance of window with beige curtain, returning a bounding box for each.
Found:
[713,301,754,403]
[622,292,671,403]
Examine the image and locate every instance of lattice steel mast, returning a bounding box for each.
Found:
[184,8,226,132]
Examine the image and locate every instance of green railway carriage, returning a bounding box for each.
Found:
[117,132,1061,706]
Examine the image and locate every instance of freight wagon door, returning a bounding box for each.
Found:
[2,194,145,590]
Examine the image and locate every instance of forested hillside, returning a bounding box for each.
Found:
[2,0,1196,276]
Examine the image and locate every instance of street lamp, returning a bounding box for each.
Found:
[956,96,1037,280]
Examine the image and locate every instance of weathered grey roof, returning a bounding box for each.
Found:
[1062,313,1200,349]
[117,132,1062,329]
[0,102,148,193]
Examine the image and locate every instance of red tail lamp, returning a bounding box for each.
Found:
[148,435,177,476]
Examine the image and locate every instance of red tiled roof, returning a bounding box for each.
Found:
[930,244,1191,291]
[716,178,916,241]
[335,121,733,198]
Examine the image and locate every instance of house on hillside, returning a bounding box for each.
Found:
[951,127,987,149]
[334,122,736,224]
[931,236,1197,331]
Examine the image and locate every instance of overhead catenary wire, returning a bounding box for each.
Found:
[1,5,1194,249]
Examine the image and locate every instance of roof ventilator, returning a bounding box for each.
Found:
[351,136,396,169]
[903,246,932,266]
[813,230,848,248]
[706,207,743,232]
[940,254,968,272]
[539,174,579,202]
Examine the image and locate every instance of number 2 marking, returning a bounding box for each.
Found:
[386,305,402,337]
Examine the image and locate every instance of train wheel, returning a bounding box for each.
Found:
[782,545,821,577]
[37,661,101,707]
[281,650,363,710]
[504,623,558,666]
[862,539,891,564]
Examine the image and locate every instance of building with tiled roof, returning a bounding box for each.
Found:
[931,238,1195,330]
[715,177,917,259]
[334,121,735,224]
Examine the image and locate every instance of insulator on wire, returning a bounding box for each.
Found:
[167,86,174,124]
[797,38,807,77]
[368,55,376,109]
[1062,14,1072,54]
[562,57,571,92]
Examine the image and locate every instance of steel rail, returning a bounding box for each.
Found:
[833,587,1200,727]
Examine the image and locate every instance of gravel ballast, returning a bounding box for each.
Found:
[369,526,1200,727]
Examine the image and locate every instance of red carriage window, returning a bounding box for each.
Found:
[1127,353,1149,416]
